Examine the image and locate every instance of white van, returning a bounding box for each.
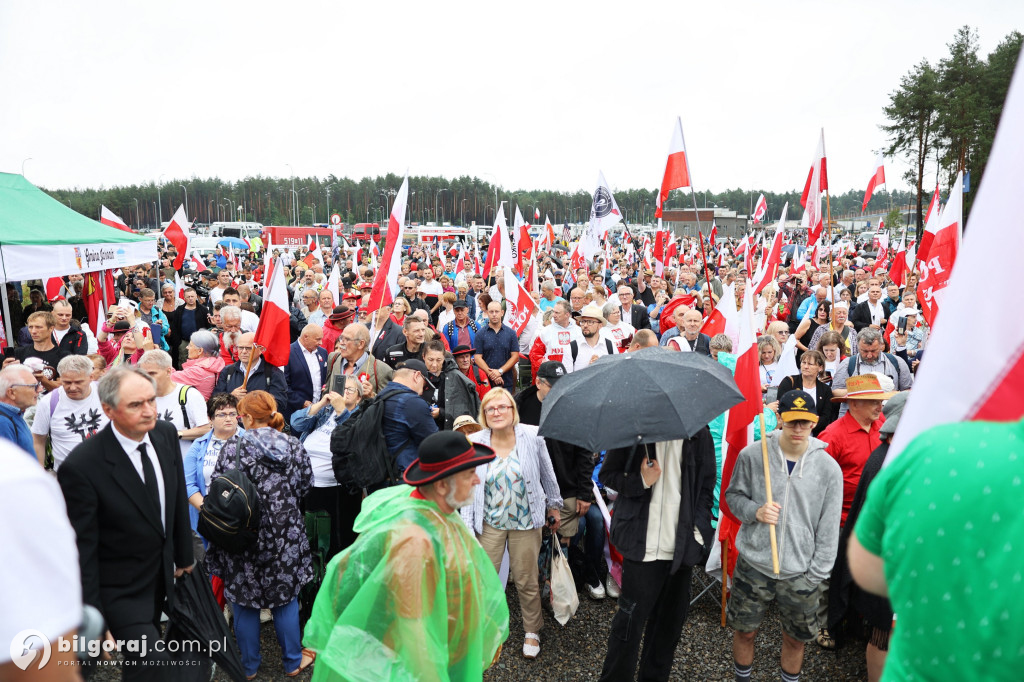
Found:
[209,222,263,240]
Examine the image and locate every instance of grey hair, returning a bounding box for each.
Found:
[601,302,618,320]
[138,349,173,370]
[0,364,34,395]
[161,281,175,291]
[710,333,733,352]
[541,280,555,292]
[57,355,95,377]
[190,330,220,356]
[553,300,572,315]
[220,305,241,321]
[344,374,364,398]
[858,328,884,347]
[98,366,157,408]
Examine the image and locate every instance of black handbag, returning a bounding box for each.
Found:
[198,435,262,552]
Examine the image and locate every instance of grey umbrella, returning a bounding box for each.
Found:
[538,347,743,452]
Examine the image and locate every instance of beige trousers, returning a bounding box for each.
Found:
[478,523,544,633]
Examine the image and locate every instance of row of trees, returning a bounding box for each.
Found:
[42,173,913,233]
[882,26,1022,235]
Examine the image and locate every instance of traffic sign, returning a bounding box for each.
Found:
[330,214,342,225]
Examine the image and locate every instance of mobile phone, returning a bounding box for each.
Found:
[897,316,908,334]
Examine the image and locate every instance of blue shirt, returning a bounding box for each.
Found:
[380,382,438,470]
[475,323,520,389]
[0,402,35,459]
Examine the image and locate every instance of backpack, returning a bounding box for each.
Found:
[330,388,408,492]
[569,339,615,365]
[846,353,899,382]
[197,434,262,552]
[177,384,192,429]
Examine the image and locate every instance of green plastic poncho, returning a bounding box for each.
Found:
[708,351,777,528]
[302,485,509,682]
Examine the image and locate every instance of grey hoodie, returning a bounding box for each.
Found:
[725,430,843,584]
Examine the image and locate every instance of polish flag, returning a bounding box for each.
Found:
[366,176,410,312]
[656,117,692,218]
[652,230,666,276]
[162,205,191,270]
[513,206,532,275]
[917,173,962,328]
[326,264,340,306]
[888,229,909,286]
[915,186,942,266]
[544,216,556,251]
[861,151,886,211]
[641,235,652,272]
[708,222,718,246]
[887,60,1024,458]
[189,253,207,272]
[701,281,738,345]
[800,129,828,246]
[253,257,291,368]
[174,271,185,300]
[45,277,64,302]
[455,243,466,274]
[791,245,807,274]
[872,234,890,276]
[751,204,787,297]
[304,236,323,268]
[752,194,767,224]
[100,206,133,233]
[718,280,762,576]
[534,207,540,221]
[481,221,502,280]
[502,263,537,335]
[436,242,447,271]
[734,235,749,257]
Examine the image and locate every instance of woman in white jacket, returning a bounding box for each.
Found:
[461,387,563,660]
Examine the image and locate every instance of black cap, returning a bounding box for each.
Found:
[403,431,496,486]
[397,359,436,388]
[453,299,469,309]
[452,344,475,356]
[112,320,132,332]
[536,361,567,384]
[778,389,819,424]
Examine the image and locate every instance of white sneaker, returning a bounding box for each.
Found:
[605,575,621,599]
[260,608,272,623]
[586,581,606,600]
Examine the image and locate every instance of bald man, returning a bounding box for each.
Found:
[284,324,329,420]
[667,309,711,355]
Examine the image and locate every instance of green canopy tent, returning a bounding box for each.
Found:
[0,172,158,339]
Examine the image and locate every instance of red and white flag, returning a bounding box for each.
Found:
[872,234,890,276]
[189,253,208,272]
[887,229,909,286]
[917,173,962,328]
[45,277,64,302]
[455,243,467,274]
[534,207,541,221]
[718,280,761,575]
[791,245,807,274]
[366,176,410,312]
[656,117,692,218]
[502,264,537,335]
[751,204,787,297]
[326,264,340,306]
[100,206,133,233]
[887,59,1024,459]
[752,194,767,224]
[861,151,886,211]
[174,271,185,300]
[701,281,738,345]
[162,205,191,271]
[253,257,291,367]
[513,205,532,275]
[800,129,828,246]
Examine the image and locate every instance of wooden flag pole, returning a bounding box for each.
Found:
[241,346,258,391]
[825,188,836,306]
[721,540,729,627]
[697,229,716,312]
[758,412,781,575]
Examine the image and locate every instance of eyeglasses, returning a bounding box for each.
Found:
[9,382,40,390]
[484,404,512,416]
[343,387,359,395]
[214,412,238,419]
[784,420,815,430]
[236,346,254,352]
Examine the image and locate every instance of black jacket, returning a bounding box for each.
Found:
[849,299,887,332]
[167,304,210,355]
[623,303,651,331]
[57,421,193,629]
[371,319,406,362]
[214,360,290,413]
[515,386,596,502]
[55,323,89,356]
[776,375,835,436]
[599,428,716,574]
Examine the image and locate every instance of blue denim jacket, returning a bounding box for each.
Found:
[183,427,245,533]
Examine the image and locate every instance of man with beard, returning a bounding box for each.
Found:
[217,305,244,365]
[213,332,289,411]
[569,305,614,371]
[303,431,509,680]
[452,345,489,400]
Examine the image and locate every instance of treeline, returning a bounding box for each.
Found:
[41,173,912,233]
[882,26,1022,233]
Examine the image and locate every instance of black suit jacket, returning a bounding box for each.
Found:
[624,303,651,330]
[58,421,193,629]
[283,341,328,417]
[849,300,886,332]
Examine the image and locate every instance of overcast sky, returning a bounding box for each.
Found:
[1,0,1021,198]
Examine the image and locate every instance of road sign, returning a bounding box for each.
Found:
[330,214,342,226]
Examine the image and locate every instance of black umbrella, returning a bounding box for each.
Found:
[165,562,247,682]
[538,347,744,452]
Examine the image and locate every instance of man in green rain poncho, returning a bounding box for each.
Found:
[303,431,510,681]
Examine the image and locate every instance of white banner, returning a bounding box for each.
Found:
[0,239,158,283]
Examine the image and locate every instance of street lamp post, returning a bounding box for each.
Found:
[224,198,235,222]
[21,158,32,178]
[208,200,214,224]
[435,188,447,226]
[286,163,296,226]
[152,202,158,229]
[461,199,467,227]
[326,184,335,221]
[133,198,140,229]
[157,174,165,229]
[180,184,189,219]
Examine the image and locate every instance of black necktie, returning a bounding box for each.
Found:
[138,443,162,525]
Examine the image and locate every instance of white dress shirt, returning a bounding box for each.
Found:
[111,424,165,531]
[302,345,323,401]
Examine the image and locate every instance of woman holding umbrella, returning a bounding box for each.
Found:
[460,388,562,660]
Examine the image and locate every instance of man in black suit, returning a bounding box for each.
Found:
[57,366,193,679]
[615,284,651,330]
[284,324,329,421]
[214,332,290,411]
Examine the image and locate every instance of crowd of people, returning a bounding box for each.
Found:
[4,225,1017,682]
